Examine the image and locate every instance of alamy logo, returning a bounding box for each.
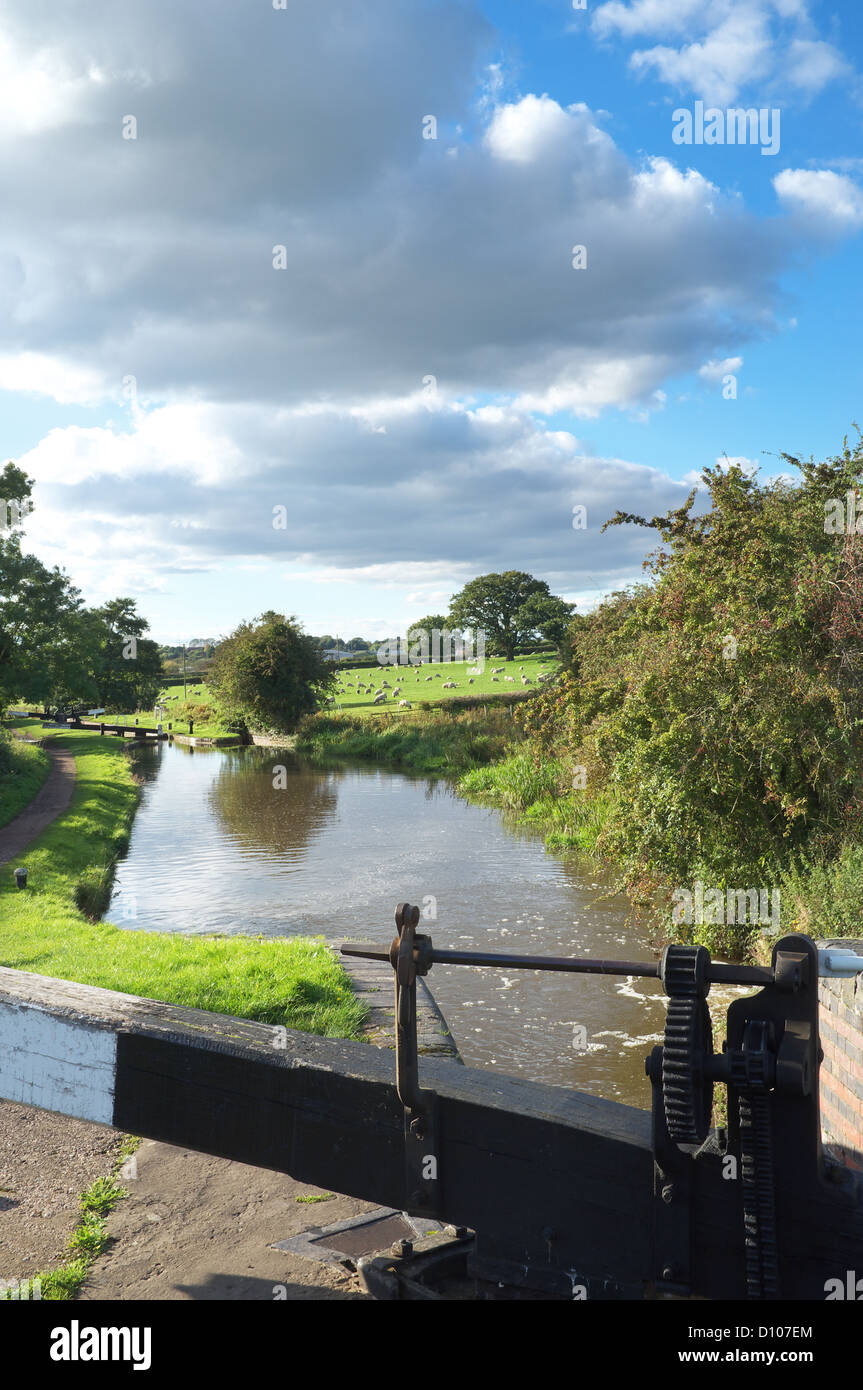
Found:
[672,102,780,157]
[672,881,780,934]
[0,498,33,530]
[50,1320,152,1370]
[824,491,863,534]
[379,628,487,672]
[824,1270,863,1300]
[1,1276,40,1300]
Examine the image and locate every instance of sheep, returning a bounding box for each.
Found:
[521,676,532,685]
[491,676,499,682]
[399,699,411,708]
[442,681,457,689]
[492,667,504,675]
[373,693,387,704]
[425,675,434,682]
[392,688,401,697]
[468,678,474,684]
[504,675,515,682]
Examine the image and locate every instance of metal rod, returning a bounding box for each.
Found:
[340,943,772,986]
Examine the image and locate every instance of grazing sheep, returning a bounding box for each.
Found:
[492,667,504,675]
[491,676,499,682]
[442,681,457,689]
[468,678,474,684]
[521,676,532,684]
[504,675,515,682]
[373,693,387,704]
[392,688,401,697]
[425,675,433,681]
[399,699,411,708]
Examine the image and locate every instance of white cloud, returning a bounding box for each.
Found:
[17,395,698,601]
[594,0,851,104]
[698,356,743,381]
[0,5,792,423]
[630,10,774,105]
[774,169,863,230]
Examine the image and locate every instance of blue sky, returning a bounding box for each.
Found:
[2,0,863,643]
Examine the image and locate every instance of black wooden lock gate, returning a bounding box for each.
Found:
[342,909,863,1300]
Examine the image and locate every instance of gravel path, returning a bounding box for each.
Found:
[0,740,77,866]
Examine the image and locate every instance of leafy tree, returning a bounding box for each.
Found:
[516,593,576,657]
[449,572,562,661]
[88,598,163,712]
[521,441,863,906]
[209,613,335,732]
[0,463,91,714]
[0,463,162,716]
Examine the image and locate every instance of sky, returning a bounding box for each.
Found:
[2,0,863,645]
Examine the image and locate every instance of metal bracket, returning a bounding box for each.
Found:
[391,903,440,1217]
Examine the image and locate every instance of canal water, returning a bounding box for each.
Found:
[107,742,678,1107]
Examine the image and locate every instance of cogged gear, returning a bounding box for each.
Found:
[660,945,714,1148]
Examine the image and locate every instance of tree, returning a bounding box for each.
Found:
[522,442,863,919]
[0,462,92,714]
[208,613,335,732]
[516,593,576,657]
[449,571,561,661]
[0,463,163,716]
[88,598,163,712]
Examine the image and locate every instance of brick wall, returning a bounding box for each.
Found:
[818,938,863,1172]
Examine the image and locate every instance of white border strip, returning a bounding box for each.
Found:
[1,1004,117,1125]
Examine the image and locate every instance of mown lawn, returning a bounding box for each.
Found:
[0,736,51,828]
[0,721,366,1039]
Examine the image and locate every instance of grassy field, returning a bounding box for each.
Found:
[0,720,366,1039]
[0,736,51,828]
[324,653,554,715]
[93,655,557,739]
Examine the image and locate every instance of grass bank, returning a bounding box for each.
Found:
[0,736,51,828]
[458,752,615,854]
[296,705,524,775]
[1,721,365,1039]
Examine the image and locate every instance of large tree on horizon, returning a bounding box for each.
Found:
[449,571,572,661]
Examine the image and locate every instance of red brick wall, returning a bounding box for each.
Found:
[818,939,863,1172]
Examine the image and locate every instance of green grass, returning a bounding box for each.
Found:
[326,654,554,715]
[297,705,525,775]
[459,752,614,854]
[0,736,51,828]
[91,658,555,741]
[0,721,366,1040]
[3,1175,129,1301]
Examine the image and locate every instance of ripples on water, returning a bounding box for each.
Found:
[107,743,753,1107]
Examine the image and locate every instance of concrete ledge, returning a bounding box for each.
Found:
[334,945,462,1063]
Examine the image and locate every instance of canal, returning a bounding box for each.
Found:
[107,741,673,1106]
